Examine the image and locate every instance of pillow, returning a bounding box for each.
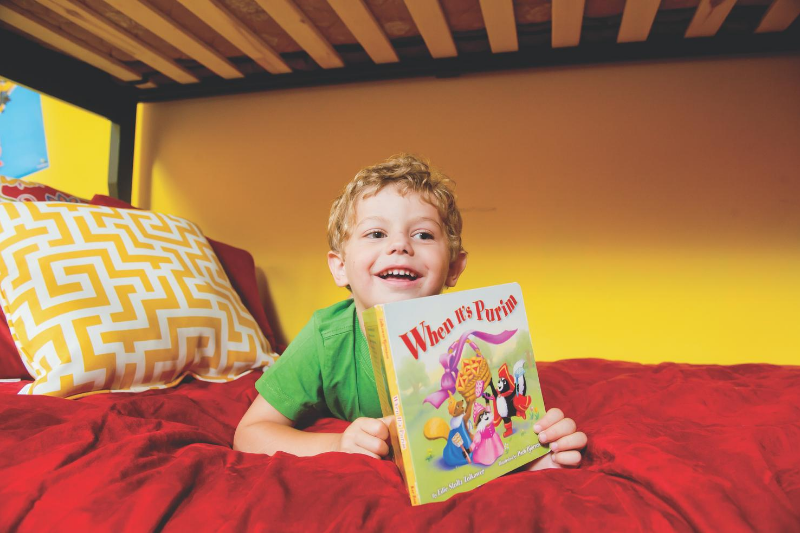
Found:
[0,201,278,398]
[0,175,86,203]
[0,194,284,379]
[0,177,86,379]
[89,195,281,351]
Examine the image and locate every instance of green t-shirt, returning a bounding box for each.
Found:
[255,299,382,422]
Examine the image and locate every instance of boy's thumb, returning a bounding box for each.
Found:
[381,415,395,429]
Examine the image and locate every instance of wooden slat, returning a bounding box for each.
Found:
[0,4,140,82]
[618,0,661,43]
[175,0,291,74]
[756,0,800,33]
[102,0,243,79]
[327,0,398,63]
[479,0,518,53]
[685,0,737,38]
[552,0,585,48]
[403,0,458,58]
[253,0,343,68]
[34,0,197,83]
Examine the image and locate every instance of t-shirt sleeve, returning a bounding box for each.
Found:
[254,313,326,421]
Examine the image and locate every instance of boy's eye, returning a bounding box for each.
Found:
[366,231,386,239]
[413,232,434,240]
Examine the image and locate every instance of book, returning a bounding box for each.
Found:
[363,282,549,505]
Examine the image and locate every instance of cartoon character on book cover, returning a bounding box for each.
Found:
[422,328,535,468]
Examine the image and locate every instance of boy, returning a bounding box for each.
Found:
[234,155,586,469]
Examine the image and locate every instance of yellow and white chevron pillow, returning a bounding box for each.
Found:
[0,201,277,398]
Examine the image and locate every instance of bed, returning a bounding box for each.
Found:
[1,180,798,531]
[2,359,798,530]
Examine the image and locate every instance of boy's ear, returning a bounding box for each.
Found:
[445,251,468,288]
[327,250,349,288]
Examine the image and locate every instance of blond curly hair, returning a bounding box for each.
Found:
[328,154,464,262]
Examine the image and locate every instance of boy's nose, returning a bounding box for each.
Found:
[386,234,413,256]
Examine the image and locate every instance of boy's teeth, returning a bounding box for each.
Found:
[380,269,418,280]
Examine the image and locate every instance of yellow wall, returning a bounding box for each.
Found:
[134,54,800,366]
[25,92,111,199]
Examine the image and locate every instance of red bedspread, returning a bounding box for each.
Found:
[1,359,798,532]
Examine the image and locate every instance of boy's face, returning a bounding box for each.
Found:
[328,186,467,319]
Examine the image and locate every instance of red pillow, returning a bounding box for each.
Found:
[88,195,280,351]
[0,175,86,203]
[0,309,30,379]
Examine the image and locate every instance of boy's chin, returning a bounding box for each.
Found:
[355,279,447,311]
[379,292,418,304]
[377,283,445,303]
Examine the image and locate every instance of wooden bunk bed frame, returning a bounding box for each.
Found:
[1,0,799,205]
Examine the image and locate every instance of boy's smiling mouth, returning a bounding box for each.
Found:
[376,268,421,281]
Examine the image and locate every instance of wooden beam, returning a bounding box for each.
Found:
[756,0,800,33]
[102,0,243,79]
[136,34,800,103]
[685,0,737,38]
[479,0,518,53]
[0,27,138,124]
[175,0,291,74]
[0,4,140,82]
[327,0,398,63]
[403,0,458,58]
[618,0,661,43]
[33,0,196,83]
[253,0,343,68]
[551,0,585,48]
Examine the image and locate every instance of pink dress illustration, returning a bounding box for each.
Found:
[470,405,505,466]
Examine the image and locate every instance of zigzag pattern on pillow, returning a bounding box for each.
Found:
[0,201,277,398]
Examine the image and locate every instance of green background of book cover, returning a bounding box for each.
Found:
[366,283,549,504]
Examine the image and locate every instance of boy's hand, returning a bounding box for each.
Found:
[527,408,587,470]
[335,416,393,459]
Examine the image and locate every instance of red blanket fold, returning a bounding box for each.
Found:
[1,360,798,531]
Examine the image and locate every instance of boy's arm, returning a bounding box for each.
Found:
[234,394,393,458]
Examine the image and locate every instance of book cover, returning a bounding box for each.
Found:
[363,282,549,505]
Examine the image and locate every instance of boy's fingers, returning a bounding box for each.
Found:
[374,439,390,457]
[533,407,564,434]
[549,431,587,453]
[538,417,576,444]
[370,418,390,440]
[339,434,374,458]
[381,415,395,432]
[552,450,582,466]
[355,432,389,457]
[355,448,381,460]
[354,417,390,440]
